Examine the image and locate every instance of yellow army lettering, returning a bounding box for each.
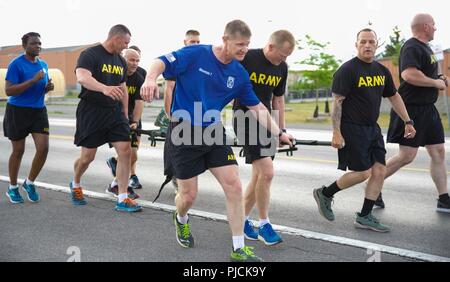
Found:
[127,86,137,95]
[249,72,282,87]
[358,76,385,88]
[430,54,438,65]
[101,64,124,76]
[228,154,236,161]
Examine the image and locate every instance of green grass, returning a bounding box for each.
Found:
[285,101,450,130]
[47,111,65,115]
[65,91,79,99]
[285,101,331,125]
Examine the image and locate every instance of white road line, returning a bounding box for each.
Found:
[1,176,449,262]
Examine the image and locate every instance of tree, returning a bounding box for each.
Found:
[294,35,341,90]
[378,26,405,65]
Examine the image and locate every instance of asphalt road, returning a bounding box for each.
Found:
[0,103,449,262]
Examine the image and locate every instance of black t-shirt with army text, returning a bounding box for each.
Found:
[136,66,147,80]
[398,38,439,105]
[332,57,396,126]
[126,71,144,119]
[233,49,288,111]
[76,44,127,107]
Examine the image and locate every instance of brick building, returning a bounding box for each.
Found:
[0,43,96,90]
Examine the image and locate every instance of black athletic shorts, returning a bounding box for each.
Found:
[387,104,444,147]
[74,99,130,149]
[108,120,141,149]
[338,122,386,172]
[164,121,238,180]
[3,103,49,141]
[233,116,276,164]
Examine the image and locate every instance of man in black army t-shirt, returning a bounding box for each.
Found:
[381,13,450,213]
[106,48,145,199]
[106,45,146,191]
[128,45,147,81]
[232,30,294,246]
[69,24,142,213]
[313,28,416,232]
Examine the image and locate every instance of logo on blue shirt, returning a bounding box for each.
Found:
[165,53,176,63]
[227,76,235,89]
[199,68,212,76]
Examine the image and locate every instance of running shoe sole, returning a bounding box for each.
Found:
[436,208,450,214]
[5,191,24,204]
[354,221,390,233]
[258,235,283,246]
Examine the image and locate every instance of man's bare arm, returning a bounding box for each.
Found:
[331,93,346,149]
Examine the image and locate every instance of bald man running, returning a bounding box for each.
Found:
[106,48,145,200]
[380,13,450,213]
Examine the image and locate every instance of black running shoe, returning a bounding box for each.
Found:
[437,197,450,213]
[106,157,117,177]
[374,192,385,209]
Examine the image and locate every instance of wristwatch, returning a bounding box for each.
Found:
[278,130,284,137]
[405,120,414,126]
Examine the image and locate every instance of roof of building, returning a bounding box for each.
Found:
[0,44,95,56]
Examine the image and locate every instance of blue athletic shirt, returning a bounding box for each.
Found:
[5,54,49,108]
[159,45,260,126]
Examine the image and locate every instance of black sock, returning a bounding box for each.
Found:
[439,193,450,202]
[322,181,341,198]
[360,198,376,217]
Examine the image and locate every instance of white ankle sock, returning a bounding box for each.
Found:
[118,193,128,203]
[177,214,189,224]
[72,181,81,188]
[25,178,34,185]
[9,184,19,190]
[232,236,245,251]
[259,219,270,227]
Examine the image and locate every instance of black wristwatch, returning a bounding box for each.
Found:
[278,131,284,137]
[405,120,414,126]
[281,128,287,133]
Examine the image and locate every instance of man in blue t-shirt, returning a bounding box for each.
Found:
[3,32,54,205]
[141,20,292,262]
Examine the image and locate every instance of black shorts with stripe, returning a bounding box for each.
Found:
[164,121,238,180]
[3,103,49,141]
[387,104,444,147]
[74,99,130,149]
[232,116,276,164]
[338,122,386,172]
